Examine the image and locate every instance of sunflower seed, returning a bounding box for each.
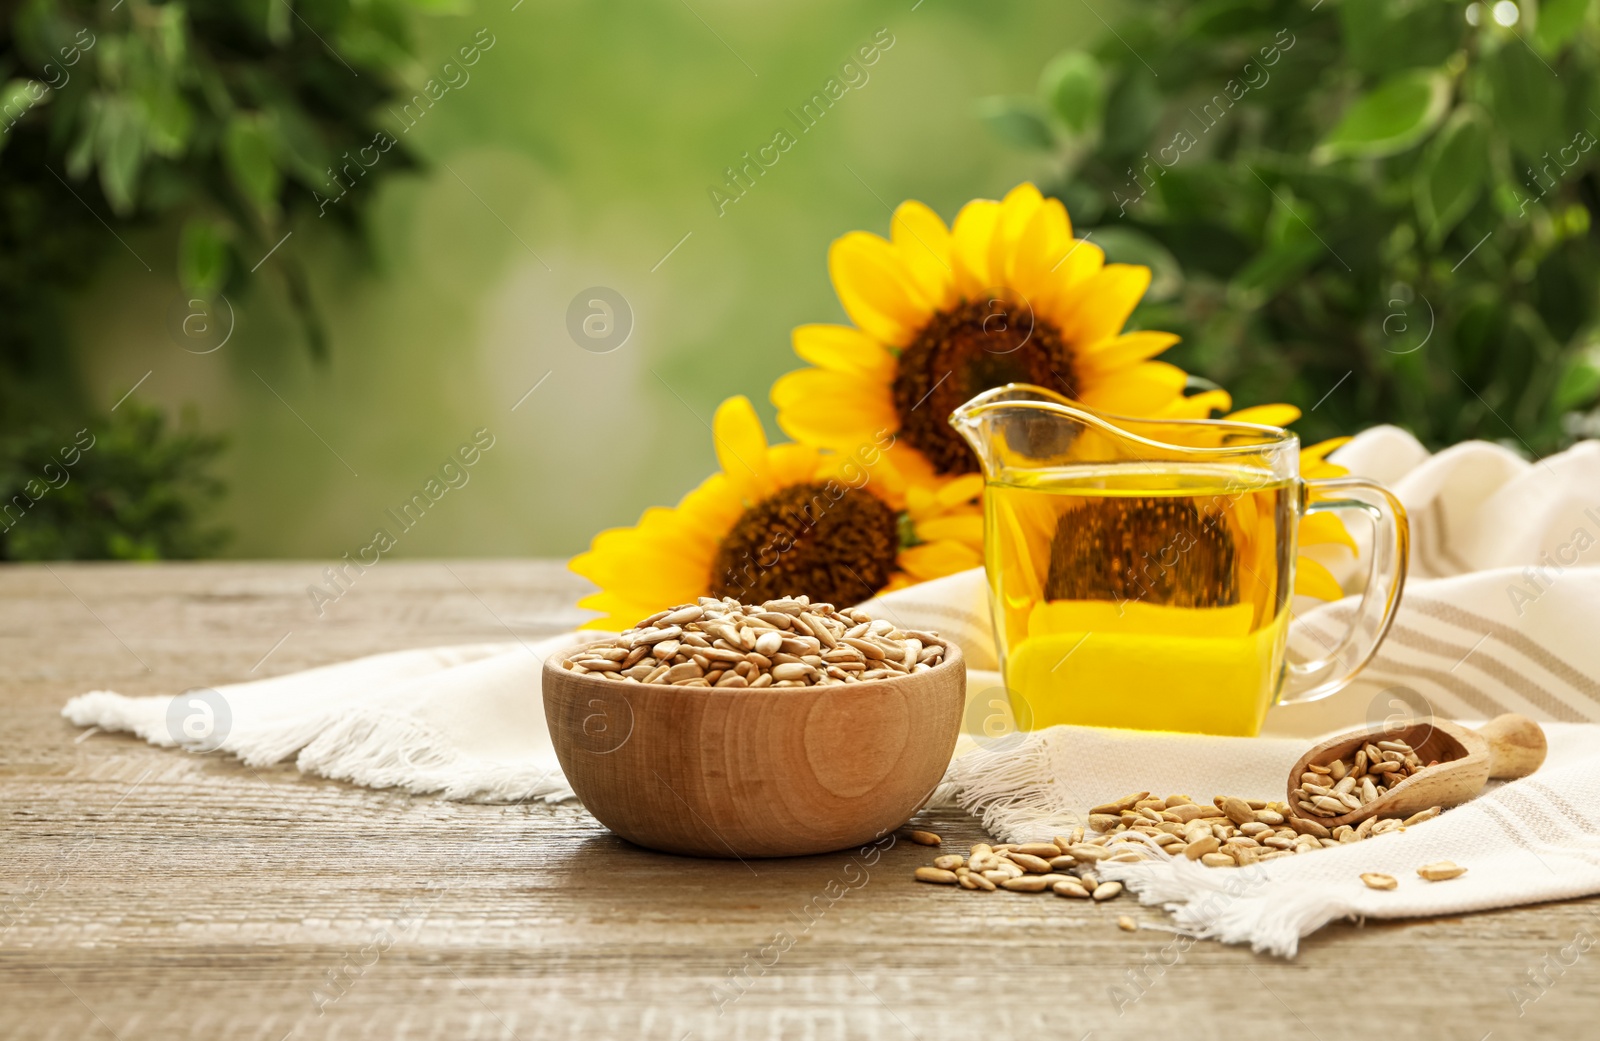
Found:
[1402,806,1442,826]
[1361,872,1398,890]
[664,662,703,683]
[1417,860,1466,881]
[1091,792,1151,816]
[1007,852,1052,873]
[569,599,945,688]
[914,867,958,885]
[1092,881,1124,901]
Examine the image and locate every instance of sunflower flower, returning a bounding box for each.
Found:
[773,182,1192,478]
[570,396,983,630]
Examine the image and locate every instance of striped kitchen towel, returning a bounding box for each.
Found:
[1274,426,1600,738]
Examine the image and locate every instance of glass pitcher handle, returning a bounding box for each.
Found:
[1279,477,1410,704]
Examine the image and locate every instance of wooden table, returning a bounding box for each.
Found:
[4,561,1596,1040]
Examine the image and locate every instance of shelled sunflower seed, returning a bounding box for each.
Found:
[1292,737,1438,818]
[910,831,1130,903]
[561,596,945,688]
[1076,790,1446,869]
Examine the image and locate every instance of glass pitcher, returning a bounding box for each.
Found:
[950,383,1409,737]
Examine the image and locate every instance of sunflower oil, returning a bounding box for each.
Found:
[985,464,1296,736]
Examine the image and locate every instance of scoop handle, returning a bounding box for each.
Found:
[1477,713,1547,779]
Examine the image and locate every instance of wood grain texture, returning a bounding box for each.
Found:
[544,640,964,857]
[2,561,1598,1041]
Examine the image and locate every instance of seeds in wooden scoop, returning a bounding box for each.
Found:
[1291,737,1434,818]
[1361,872,1398,890]
[562,596,944,687]
[1417,860,1467,881]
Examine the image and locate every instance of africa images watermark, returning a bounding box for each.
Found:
[314,27,500,218]
[1504,505,1600,616]
[1511,119,1598,218]
[1508,925,1594,1017]
[707,28,896,217]
[0,27,97,136]
[1115,28,1297,216]
[0,428,96,535]
[707,832,894,1014]
[306,427,497,616]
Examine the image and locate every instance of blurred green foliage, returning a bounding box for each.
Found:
[0,0,437,559]
[982,0,1600,453]
[0,405,225,560]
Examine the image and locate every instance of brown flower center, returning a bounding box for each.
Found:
[892,297,1078,475]
[1044,497,1237,608]
[708,482,899,605]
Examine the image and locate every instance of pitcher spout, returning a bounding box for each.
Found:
[948,383,1093,479]
[948,382,1299,480]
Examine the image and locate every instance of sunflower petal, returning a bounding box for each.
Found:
[1058,263,1151,346]
[897,540,983,581]
[989,183,1044,289]
[1078,330,1181,374]
[912,514,984,547]
[829,231,932,347]
[949,198,1001,296]
[713,396,773,503]
[890,200,956,311]
[1078,360,1188,416]
[1033,238,1105,325]
[933,473,984,509]
[1227,403,1302,428]
[1302,436,1353,479]
[767,441,827,488]
[1294,556,1345,600]
[1008,196,1074,305]
[1299,512,1359,554]
[790,324,897,381]
[772,369,899,448]
[1156,388,1233,419]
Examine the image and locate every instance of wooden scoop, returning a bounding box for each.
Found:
[1286,714,1548,828]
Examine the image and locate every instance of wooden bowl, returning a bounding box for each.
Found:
[542,639,965,858]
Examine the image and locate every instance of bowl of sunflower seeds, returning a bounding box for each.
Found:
[544,594,965,858]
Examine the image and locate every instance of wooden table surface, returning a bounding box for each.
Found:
[3,561,1596,1041]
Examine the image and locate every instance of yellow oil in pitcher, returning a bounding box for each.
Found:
[985,463,1296,737]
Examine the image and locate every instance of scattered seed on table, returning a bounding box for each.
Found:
[908,830,942,846]
[1417,860,1467,881]
[1117,915,1137,931]
[914,867,957,885]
